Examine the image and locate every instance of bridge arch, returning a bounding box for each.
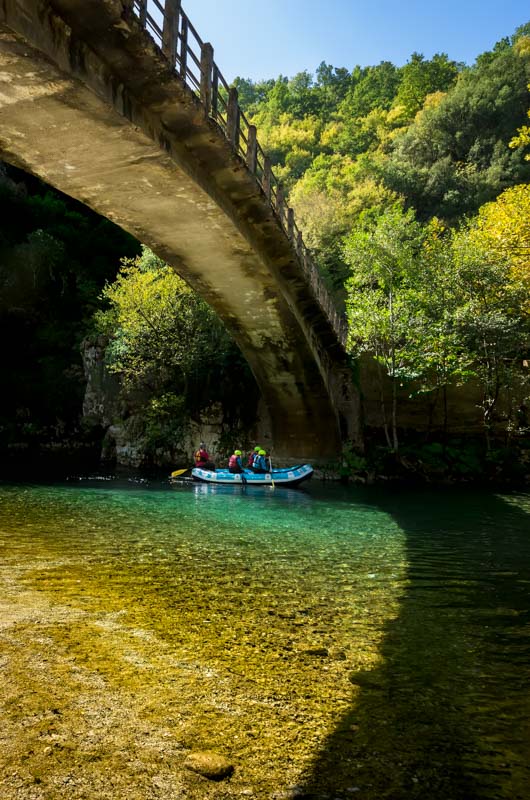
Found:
[0,0,360,459]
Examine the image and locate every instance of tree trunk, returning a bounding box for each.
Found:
[391,377,399,452]
[376,360,392,449]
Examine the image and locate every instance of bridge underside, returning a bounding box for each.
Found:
[0,0,359,460]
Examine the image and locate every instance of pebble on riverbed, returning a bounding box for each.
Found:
[183,750,234,780]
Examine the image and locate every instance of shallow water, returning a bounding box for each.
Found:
[1,479,529,799]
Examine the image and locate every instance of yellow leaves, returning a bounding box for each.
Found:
[421,218,447,253]
[469,183,530,312]
[514,35,530,58]
[421,91,447,111]
[102,256,190,333]
[509,82,530,160]
[510,125,530,160]
[319,121,343,149]
[256,112,320,153]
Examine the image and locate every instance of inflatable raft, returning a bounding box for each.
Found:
[191,464,313,487]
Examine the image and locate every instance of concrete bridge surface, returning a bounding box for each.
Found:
[0,0,360,459]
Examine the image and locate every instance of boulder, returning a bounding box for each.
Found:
[184,750,234,781]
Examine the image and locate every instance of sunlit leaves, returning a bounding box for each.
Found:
[95,247,228,390]
[467,183,530,312]
[394,52,459,119]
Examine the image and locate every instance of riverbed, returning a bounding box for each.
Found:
[1,479,529,799]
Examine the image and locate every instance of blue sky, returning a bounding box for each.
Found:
[180,0,529,81]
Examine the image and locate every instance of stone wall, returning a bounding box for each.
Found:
[81,336,271,469]
[359,354,517,439]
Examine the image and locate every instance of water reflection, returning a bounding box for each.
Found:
[188,480,315,506]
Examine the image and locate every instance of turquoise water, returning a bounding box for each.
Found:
[0,479,529,799]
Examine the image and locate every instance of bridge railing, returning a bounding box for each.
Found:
[130,0,348,347]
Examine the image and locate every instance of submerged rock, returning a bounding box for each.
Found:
[183,750,234,780]
[300,646,329,657]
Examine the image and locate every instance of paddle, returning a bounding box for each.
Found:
[269,456,275,490]
[170,468,190,478]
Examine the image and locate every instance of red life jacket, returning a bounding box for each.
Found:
[195,448,209,466]
[229,454,238,468]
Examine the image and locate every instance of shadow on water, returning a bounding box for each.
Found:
[299,487,530,800]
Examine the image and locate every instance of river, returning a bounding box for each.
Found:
[1,478,529,799]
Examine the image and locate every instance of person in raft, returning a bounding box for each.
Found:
[252,449,270,473]
[228,450,244,474]
[194,442,215,470]
[247,446,261,469]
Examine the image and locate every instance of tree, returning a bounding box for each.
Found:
[510,79,530,159]
[382,38,530,220]
[94,247,258,445]
[232,77,275,113]
[409,221,473,434]
[340,61,401,120]
[314,62,352,115]
[394,52,459,119]
[344,207,425,451]
[95,247,229,393]
[290,153,399,298]
[469,182,530,310]
[451,226,530,447]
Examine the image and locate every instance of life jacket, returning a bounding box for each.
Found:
[247,452,255,467]
[195,448,208,466]
[229,454,239,468]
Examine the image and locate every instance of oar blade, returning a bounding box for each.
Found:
[171,468,189,478]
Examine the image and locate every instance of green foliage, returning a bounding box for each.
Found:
[340,443,367,478]
[399,440,484,477]
[344,202,530,451]
[97,247,226,390]
[341,61,400,119]
[95,246,258,424]
[142,392,188,451]
[394,52,460,119]
[344,206,426,450]
[450,226,530,444]
[382,40,530,219]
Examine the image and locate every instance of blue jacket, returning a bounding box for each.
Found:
[254,454,268,471]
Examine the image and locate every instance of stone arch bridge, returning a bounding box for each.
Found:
[0,0,360,459]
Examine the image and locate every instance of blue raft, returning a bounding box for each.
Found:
[191,464,313,487]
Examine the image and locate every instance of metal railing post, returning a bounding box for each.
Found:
[162,0,181,68]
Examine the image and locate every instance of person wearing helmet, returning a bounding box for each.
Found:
[247,445,261,469]
[228,449,244,474]
[253,449,269,473]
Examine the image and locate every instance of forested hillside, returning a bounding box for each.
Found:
[235,23,530,294]
[227,23,530,477]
